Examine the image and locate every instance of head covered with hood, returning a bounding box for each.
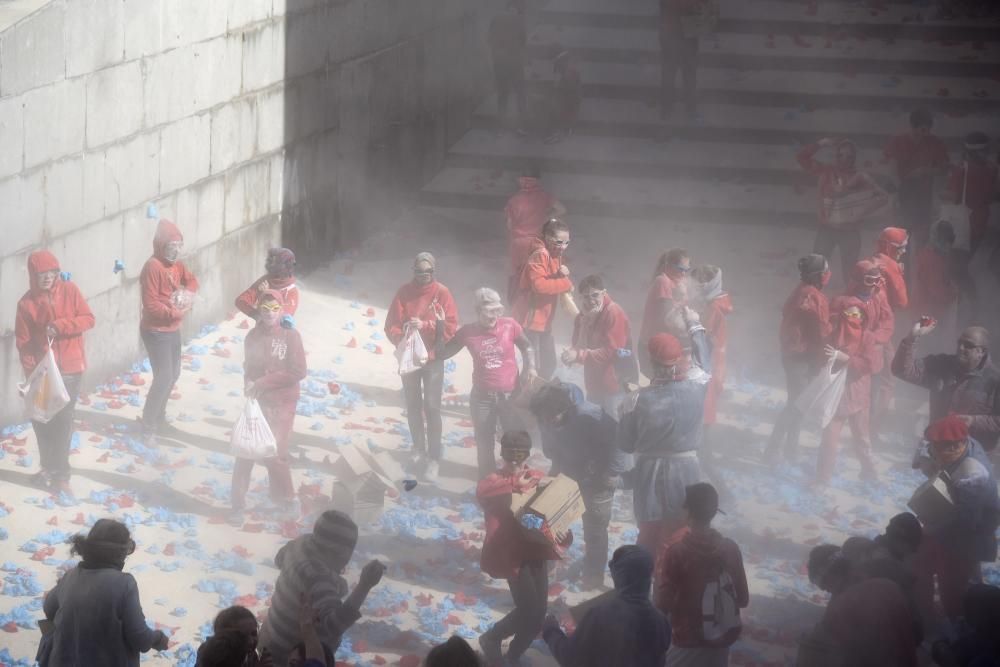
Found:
[153,219,184,264]
[276,510,359,586]
[876,227,909,261]
[27,250,61,292]
[265,248,296,280]
[828,295,867,353]
[848,259,883,300]
[609,545,655,601]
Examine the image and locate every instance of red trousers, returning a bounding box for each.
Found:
[817,408,876,482]
[913,533,981,621]
[231,400,296,509]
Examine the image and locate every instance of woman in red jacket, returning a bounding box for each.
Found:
[562,274,637,417]
[15,251,95,495]
[765,254,831,464]
[477,431,570,667]
[138,220,199,442]
[692,265,733,464]
[231,290,307,521]
[235,248,299,320]
[638,248,691,380]
[383,252,459,483]
[511,218,574,379]
[815,296,882,485]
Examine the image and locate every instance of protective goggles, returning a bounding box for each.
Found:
[258,302,282,313]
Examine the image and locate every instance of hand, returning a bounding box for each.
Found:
[561,348,579,365]
[245,381,257,399]
[151,630,169,651]
[258,280,270,292]
[432,303,446,321]
[911,319,937,338]
[407,318,423,331]
[683,306,701,327]
[543,614,561,634]
[823,345,845,362]
[556,529,573,547]
[521,368,539,387]
[359,559,386,590]
[45,324,59,339]
[558,265,570,277]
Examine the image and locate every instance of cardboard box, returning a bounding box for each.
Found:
[907,474,955,527]
[331,444,396,524]
[517,474,585,547]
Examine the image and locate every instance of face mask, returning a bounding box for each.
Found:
[413,269,434,285]
[163,243,182,263]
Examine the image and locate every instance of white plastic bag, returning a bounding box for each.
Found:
[939,164,972,252]
[395,326,428,376]
[17,345,70,424]
[795,358,848,428]
[230,399,278,460]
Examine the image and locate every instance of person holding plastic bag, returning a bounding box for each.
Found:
[384,252,459,483]
[15,251,95,495]
[814,296,882,486]
[138,219,199,444]
[230,290,306,523]
[235,247,300,319]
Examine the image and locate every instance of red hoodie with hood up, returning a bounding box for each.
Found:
[512,238,572,333]
[506,177,557,274]
[15,251,96,376]
[779,282,831,362]
[872,227,909,311]
[140,220,200,333]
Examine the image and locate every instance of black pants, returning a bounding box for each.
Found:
[494,60,526,125]
[525,330,557,380]
[766,357,814,460]
[813,225,861,282]
[141,329,182,429]
[401,360,444,460]
[491,560,549,662]
[581,482,616,580]
[33,373,82,480]
[470,388,521,478]
[660,32,698,118]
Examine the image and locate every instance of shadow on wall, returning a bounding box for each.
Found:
[280,0,499,268]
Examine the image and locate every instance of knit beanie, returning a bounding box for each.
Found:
[312,510,358,570]
[797,254,827,277]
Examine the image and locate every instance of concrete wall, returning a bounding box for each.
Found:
[0,0,496,423]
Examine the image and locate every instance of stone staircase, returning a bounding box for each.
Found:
[418,0,1000,236]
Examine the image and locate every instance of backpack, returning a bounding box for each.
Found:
[699,556,742,646]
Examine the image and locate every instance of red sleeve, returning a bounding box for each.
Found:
[14,300,37,373]
[285,286,300,316]
[438,288,459,342]
[871,296,895,344]
[579,306,629,365]
[179,262,199,293]
[884,264,909,311]
[384,291,406,346]
[798,291,832,340]
[797,142,827,177]
[235,278,262,318]
[52,283,95,336]
[140,263,180,325]
[654,546,677,614]
[251,331,307,392]
[526,252,573,295]
[477,473,515,504]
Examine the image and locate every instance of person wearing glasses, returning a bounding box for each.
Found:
[438,288,537,478]
[384,252,460,482]
[638,248,691,380]
[38,519,170,666]
[511,218,573,380]
[893,321,999,453]
[815,297,882,486]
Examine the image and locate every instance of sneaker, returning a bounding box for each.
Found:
[51,479,73,498]
[226,510,245,527]
[156,422,184,438]
[30,471,52,489]
[424,460,440,483]
[479,631,503,666]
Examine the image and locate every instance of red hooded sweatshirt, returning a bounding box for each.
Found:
[476,466,565,579]
[512,238,573,333]
[243,291,307,408]
[797,141,882,227]
[235,276,300,319]
[655,526,750,648]
[384,280,459,362]
[639,271,688,349]
[872,228,909,311]
[15,251,96,376]
[139,220,200,332]
[828,296,883,417]
[778,282,831,362]
[702,293,733,425]
[506,178,557,274]
[571,294,633,397]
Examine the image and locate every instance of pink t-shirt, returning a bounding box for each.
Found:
[453,317,524,392]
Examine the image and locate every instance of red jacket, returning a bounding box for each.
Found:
[235,276,300,319]
[15,251,96,376]
[512,239,572,333]
[571,295,633,398]
[140,221,199,332]
[778,283,831,362]
[948,160,998,238]
[836,329,883,417]
[798,142,883,227]
[384,281,459,362]
[506,178,556,274]
[639,272,688,348]
[915,246,957,317]
[872,253,908,311]
[244,323,307,407]
[477,467,563,580]
[655,526,750,648]
[702,294,733,425]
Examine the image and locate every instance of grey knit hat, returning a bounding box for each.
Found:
[312,510,358,569]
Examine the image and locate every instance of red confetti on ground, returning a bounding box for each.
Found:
[365,307,376,317]
[242,523,265,533]
[2,622,18,632]
[374,345,383,355]
[328,382,341,394]
[453,591,477,605]
[47,516,58,526]
[233,594,259,608]
[461,436,476,448]
[88,435,104,442]
[239,320,251,329]
[399,656,421,667]
[107,400,125,409]
[213,348,232,358]
[354,640,370,653]
[170,392,182,400]
[548,583,565,596]
[72,513,86,525]
[373,656,387,665]
[346,337,358,348]
[415,593,433,606]
[198,378,211,385]
[445,614,463,625]
[232,545,252,558]
[32,546,55,561]
[164,543,176,556]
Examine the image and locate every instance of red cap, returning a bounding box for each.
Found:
[879,227,908,247]
[925,415,969,443]
[648,333,684,366]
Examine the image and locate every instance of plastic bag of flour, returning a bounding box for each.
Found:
[230,399,277,460]
[795,357,847,428]
[396,326,428,375]
[18,345,71,423]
